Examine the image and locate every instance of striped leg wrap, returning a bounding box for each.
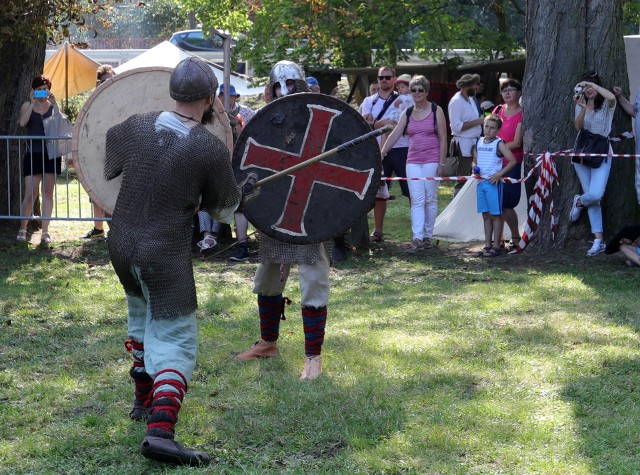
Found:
[146,369,188,439]
[125,339,152,408]
[302,306,327,356]
[259,294,291,342]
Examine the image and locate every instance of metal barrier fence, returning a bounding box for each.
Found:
[1,135,110,222]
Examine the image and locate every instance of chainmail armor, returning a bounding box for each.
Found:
[259,235,331,265]
[105,112,241,319]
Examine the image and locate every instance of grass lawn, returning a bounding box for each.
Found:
[1,181,640,474]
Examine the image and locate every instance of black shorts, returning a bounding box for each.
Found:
[502,162,522,210]
[23,148,61,176]
[383,147,409,198]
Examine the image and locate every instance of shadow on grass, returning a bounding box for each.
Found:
[562,356,640,474]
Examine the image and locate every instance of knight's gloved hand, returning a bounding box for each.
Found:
[239,172,260,206]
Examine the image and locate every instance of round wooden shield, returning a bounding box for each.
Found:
[233,93,381,244]
[72,66,232,214]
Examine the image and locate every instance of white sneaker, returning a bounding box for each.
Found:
[586,239,606,256]
[197,235,217,251]
[569,194,582,222]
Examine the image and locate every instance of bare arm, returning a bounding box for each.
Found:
[614,86,636,118]
[380,112,406,157]
[19,101,32,127]
[460,117,485,131]
[505,122,523,151]
[489,141,517,184]
[581,81,616,107]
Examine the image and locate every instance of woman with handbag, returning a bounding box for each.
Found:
[570,72,616,256]
[381,75,447,253]
[16,75,62,243]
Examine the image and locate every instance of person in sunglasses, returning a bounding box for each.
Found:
[569,71,616,256]
[380,76,447,253]
[360,67,407,242]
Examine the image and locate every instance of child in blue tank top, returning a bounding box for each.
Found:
[472,114,517,257]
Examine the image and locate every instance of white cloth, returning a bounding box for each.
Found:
[155,111,192,138]
[448,91,482,156]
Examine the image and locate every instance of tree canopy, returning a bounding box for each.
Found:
[180,0,528,76]
[0,0,123,49]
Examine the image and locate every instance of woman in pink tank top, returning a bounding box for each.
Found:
[381,75,448,253]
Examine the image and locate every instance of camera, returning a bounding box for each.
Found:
[574,85,584,96]
[34,90,49,98]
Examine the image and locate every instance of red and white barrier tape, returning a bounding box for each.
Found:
[380,130,634,253]
[511,152,559,253]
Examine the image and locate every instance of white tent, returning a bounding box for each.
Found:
[114,41,263,96]
[433,171,528,242]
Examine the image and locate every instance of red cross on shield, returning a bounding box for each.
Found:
[233,93,381,244]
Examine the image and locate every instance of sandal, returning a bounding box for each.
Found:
[41,233,53,244]
[369,231,384,243]
[508,237,521,251]
[482,247,502,257]
[625,259,639,268]
[16,229,27,241]
[476,246,491,257]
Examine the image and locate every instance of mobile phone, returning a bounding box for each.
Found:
[34,90,49,98]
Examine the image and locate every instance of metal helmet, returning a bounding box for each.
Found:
[170,57,219,102]
[267,60,309,99]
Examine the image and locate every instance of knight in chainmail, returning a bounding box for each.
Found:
[235,60,330,381]
[105,57,241,466]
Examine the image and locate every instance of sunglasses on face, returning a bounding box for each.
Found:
[501,87,519,94]
[411,88,425,93]
[377,75,393,81]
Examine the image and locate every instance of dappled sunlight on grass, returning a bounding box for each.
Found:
[3,188,640,472]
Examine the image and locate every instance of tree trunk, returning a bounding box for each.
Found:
[0,38,46,229]
[523,0,638,250]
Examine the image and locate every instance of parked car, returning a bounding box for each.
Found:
[169,29,235,52]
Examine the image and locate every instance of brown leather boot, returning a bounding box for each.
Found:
[235,340,280,360]
[300,355,322,380]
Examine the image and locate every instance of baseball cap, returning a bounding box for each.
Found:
[480,100,495,112]
[219,84,240,96]
[305,76,319,88]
